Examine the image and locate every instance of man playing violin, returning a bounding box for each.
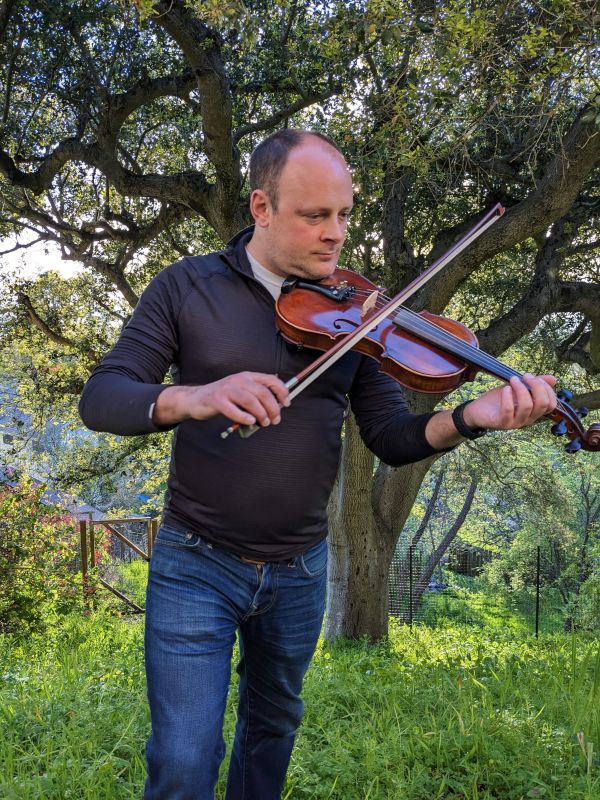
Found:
[79,129,557,800]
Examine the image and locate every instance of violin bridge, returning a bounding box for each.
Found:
[360,290,379,319]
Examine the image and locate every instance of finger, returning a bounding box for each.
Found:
[540,376,558,411]
[217,397,258,427]
[500,382,517,426]
[249,373,291,407]
[225,387,280,427]
[508,375,534,425]
[246,383,285,424]
[522,374,557,420]
[230,375,291,424]
[539,376,558,411]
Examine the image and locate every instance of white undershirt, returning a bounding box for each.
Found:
[246,248,285,300]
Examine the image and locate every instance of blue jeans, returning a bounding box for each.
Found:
[143,525,327,800]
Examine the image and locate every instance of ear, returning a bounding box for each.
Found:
[249,189,272,228]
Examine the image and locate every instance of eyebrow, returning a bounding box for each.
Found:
[299,206,353,213]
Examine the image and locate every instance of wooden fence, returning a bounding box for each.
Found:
[79,516,158,613]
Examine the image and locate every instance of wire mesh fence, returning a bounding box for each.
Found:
[388,540,590,635]
[7,509,587,636]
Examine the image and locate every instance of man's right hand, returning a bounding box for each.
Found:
[152,372,291,427]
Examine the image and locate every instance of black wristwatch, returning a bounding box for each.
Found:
[452,401,488,440]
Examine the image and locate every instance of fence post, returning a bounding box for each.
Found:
[79,519,88,579]
[535,545,541,639]
[89,522,96,568]
[409,543,414,629]
[79,518,89,610]
[149,517,158,558]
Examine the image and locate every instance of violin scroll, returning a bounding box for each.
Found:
[548,389,600,452]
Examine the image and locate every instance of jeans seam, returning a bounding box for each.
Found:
[241,669,251,799]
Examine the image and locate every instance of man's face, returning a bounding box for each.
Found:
[249,142,354,280]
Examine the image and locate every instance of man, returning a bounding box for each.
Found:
[79,129,557,800]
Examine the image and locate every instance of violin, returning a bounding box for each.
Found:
[221,203,598,451]
[275,268,600,453]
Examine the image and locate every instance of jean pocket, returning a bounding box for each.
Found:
[298,538,328,578]
[155,525,202,550]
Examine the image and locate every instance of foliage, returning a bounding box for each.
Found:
[0,475,85,635]
[0,0,599,640]
[475,452,600,630]
[0,0,598,414]
[1,611,600,798]
[400,434,600,629]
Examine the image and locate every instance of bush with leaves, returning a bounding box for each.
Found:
[0,475,85,635]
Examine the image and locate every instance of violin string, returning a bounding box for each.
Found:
[337,285,519,380]
[397,309,521,380]
[335,284,574,428]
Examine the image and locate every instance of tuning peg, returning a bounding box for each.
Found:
[565,439,582,454]
[576,406,589,419]
[557,388,573,402]
[551,420,567,436]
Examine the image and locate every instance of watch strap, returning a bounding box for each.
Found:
[452,401,488,440]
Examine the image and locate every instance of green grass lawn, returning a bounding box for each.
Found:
[1,608,599,800]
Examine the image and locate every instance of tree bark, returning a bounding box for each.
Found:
[325,413,396,641]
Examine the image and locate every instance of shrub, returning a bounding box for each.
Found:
[0,475,84,635]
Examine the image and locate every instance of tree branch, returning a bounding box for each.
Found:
[109,70,198,132]
[150,1,238,187]
[16,291,99,361]
[234,91,336,142]
[417,106,600,313]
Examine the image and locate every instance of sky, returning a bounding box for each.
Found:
[1,236,81,279]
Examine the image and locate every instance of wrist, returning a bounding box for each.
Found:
[452,401,488,440]
[153,385,197,425]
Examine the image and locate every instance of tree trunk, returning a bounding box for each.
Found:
[325,413,395,641]
[325,399,443,640]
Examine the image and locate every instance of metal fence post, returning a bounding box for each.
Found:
[79,519,88,579]
[535,545,541,639]
[409,543,414,629]
[79,518,89,610]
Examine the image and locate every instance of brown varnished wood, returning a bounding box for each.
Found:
[275,268,600,452]
[276,268,479,393]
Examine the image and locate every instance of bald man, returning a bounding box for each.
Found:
[80,130,556,800]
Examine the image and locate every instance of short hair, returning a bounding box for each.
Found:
[249,129,345,210]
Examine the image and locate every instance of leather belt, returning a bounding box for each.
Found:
[240,555,266,566]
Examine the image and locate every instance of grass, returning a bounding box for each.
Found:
[412,575,570,636]
[1,607,599,799]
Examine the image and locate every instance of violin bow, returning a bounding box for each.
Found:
[222,203,505,439]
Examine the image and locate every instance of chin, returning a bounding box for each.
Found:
[298,262,338,281]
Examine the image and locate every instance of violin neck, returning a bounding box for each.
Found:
[393,308,521,384]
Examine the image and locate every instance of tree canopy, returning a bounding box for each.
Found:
[0,0,598,639]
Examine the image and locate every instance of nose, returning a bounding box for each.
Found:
[321,216,346,243]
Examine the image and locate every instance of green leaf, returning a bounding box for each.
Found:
[416,19,434,34]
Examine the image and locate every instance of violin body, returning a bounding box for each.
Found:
[275,268,600,453]
[276,268,479,393]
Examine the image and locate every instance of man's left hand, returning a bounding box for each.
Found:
[464,374,557,431]
[424,374,558,450]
